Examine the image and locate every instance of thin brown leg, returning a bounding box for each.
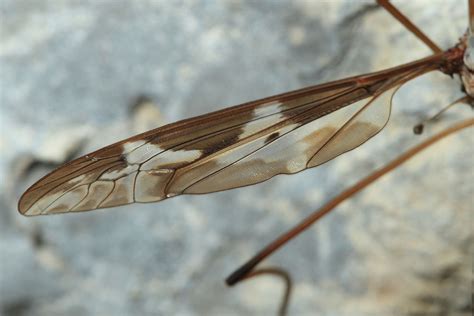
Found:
[413,96,473,134]
[239,267,293,316]
[376,0,442,54]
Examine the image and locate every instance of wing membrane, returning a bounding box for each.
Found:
[18,54,444,215]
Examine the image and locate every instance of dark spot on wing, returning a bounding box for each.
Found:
[202,132,240,155]
[265,132,280,145]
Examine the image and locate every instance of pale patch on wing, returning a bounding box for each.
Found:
[65,174,87,187]
[122,140,147,154]
[125,142,164,164]
[254,101,283,117]
[100,164,139,180]
[140,149,203,170]
[239,111,285,139]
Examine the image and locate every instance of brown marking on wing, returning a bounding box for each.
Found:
[145,85,356,149]
[193,129,242,156]
[135,170,174,202]
[265,132,280,145]
[309,122,381,167]
[302,126,338,155]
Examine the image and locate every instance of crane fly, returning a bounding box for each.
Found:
[18,2,473,217]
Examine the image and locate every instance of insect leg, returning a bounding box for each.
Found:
[413,96,474,134]
[376,0,442,54]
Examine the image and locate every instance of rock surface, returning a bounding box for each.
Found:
[1,1,472,315]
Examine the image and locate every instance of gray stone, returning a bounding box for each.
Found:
[1,0,472,315]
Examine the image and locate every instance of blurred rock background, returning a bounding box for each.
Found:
[0,0,472,315]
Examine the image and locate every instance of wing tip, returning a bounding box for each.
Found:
[18,188,52,216]
[18,192,38,216]
[18,206,34,217]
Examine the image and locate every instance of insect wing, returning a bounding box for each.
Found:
[18,55,442,216]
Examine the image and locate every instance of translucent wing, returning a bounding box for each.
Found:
[18,54,443,215]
